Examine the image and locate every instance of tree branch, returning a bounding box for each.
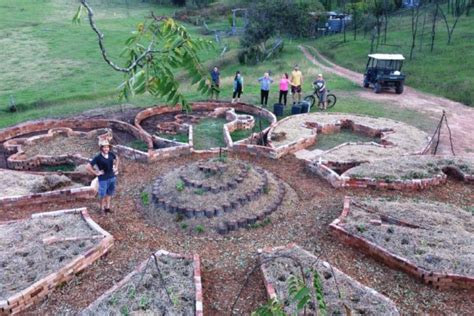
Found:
[80,0,155,73]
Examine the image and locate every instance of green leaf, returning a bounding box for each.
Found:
[72,5,83,24]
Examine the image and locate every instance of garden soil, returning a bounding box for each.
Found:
[3,152,471,315]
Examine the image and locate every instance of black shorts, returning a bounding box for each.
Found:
[291,85,302,94]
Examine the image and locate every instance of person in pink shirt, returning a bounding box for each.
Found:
[278,73,290,105]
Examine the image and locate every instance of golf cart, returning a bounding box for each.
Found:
[363,54,405,94]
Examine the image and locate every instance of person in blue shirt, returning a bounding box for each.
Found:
[86,139,119,214]
[258,72,274,107]
[210,66,220,100]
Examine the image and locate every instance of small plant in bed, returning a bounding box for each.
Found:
[127,140,149,152]
[175,180,185,192]
[41,163,76,172]
[140,191,150,206]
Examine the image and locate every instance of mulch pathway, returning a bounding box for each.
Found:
[2,152,473,315]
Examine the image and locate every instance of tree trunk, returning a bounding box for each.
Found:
[419,11,427,51]
[409,5,421,60]
[430,3,439,52]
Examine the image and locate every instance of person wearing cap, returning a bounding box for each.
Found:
[314,73,327,110]
[290,65,303,104]
[86,139,119,213]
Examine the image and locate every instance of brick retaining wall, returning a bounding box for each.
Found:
[80,250,203,315]
[0,208,113,315]
[329,197,474,290]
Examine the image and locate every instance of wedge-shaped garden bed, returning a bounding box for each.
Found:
[330,197,474,289]
[0,208,113,315]
[81,250,203,315]
[258,244,399,315]
[309,155,473,189]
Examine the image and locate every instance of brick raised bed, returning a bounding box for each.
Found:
[81,250,203,315]
[308,155,473,190]
[0,171,97,209]
[258,244,399,315]
[0,208,113,315]
[0,119,153,168]
[134,101,277,156]
[330,197,474,290]
[267,113,432,161]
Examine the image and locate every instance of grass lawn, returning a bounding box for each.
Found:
[0,1,437,136]
[314,5,474,106]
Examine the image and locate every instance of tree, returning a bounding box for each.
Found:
[73,0,213,110]
[438,0,468,44]
[409,1,422,59]
[430,0,440,52]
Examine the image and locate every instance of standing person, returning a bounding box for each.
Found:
[278,73,290,106]
[86,139,119,214]
[314,73,327,110]
[210,66,220,100]
[258,72,273,107]
[290,65,304,104]
[232,71,244,103]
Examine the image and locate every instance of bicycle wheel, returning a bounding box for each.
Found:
[303,95,316,108]
[327,94,336,109]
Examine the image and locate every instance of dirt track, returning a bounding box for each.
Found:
[300,46,474,157]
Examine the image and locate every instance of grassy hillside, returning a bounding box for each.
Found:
[0,0,437,133]
[0,0,177,109]
[315,6,474,105]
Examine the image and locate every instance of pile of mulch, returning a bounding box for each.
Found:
[0,170,79,197]
[2,152,472,315]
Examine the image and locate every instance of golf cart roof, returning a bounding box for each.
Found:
[368,54,405,61]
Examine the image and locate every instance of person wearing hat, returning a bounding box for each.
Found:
[313,73,327,110]
[290,65,303,105]
[86,139,119,213]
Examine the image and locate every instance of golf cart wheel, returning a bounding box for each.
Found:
[363,78,370,88]
[374,82,382,94]
[327,94,337,109]
[304,95,316,107]
[396,83,404,94]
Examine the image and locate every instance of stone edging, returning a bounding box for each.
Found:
[257,243,399,312]
[329,197,474,290]
[0,171,98,209]
[80,250,203,316]
[0,208,114,315]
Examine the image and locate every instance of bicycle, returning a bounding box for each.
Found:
[303,88,337,111]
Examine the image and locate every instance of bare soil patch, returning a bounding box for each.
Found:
[0,212,98,301]
[260,244,399,315]
[343,198,473,276]
[82,252,196,315]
